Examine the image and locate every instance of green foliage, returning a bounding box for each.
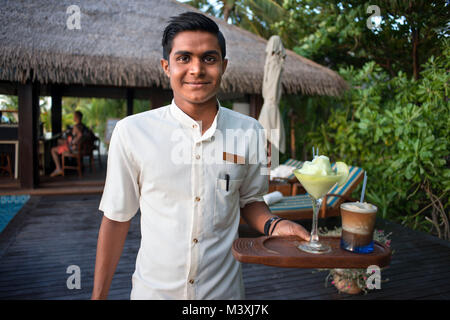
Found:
[0,95,19,123]
[318,227,392,294]
[278,92,337,163]
[276,0,449,78]
[308,43,450,233]
[181,0,286,39]
[0,95,49,131]
[64,98,150,145]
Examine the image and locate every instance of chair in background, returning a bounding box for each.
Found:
[269,158,304,196]
[61,139,95,178]
[0,152,13,178]
[268,165,365,220]
[281,158,304,181]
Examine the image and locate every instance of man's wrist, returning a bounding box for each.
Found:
[270,218,286,235]
[263,216,279,236]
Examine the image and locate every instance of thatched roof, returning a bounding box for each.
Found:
[0,0,348,96]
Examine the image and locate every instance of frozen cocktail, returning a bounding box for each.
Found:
[293,156,349,254]
[340,202,378,254]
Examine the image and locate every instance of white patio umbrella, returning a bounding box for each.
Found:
[258,35,286,154]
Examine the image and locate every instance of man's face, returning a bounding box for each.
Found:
[161,31,228,107]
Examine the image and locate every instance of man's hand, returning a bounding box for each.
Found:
[271,219,310,241]
[240,201,310,241]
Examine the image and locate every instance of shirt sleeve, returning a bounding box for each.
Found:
[98,120,140,222]
[239,122,269,208]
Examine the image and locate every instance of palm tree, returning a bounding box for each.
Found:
[181,0,286,39]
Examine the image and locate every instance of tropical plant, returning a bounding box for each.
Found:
[181,0,287,39]
[62,97,150,146]
[0,95,49,131]
[318,227,392,295]
[0,95,19,123]
[308,42,450,239]
[277,0,449,78]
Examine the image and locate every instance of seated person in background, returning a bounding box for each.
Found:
[49,110,85,177]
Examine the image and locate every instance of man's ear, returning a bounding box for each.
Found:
[222,58,228,75]
[160,59,170,78]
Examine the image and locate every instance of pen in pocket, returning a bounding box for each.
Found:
[225,174,230,191]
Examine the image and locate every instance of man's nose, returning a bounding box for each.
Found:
[189,58,205,76]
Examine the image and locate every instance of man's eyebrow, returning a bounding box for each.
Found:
[173,50,192,56]
[173,50,220,56]
[202,50,220,56]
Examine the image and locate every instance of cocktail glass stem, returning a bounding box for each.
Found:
[310,196,322,243]
[297,195,331,254]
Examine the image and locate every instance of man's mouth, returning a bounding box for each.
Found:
[184,81,211,87]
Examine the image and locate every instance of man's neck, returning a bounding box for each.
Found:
[174,97,218,134]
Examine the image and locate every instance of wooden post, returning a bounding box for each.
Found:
[249,94,263,119]
[51,85,62,135]
[18,82,40,189]
[149,88,172,109]
[289,108,297,159]
[126,88,134,116]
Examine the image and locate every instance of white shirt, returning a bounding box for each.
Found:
[99,100,269,299]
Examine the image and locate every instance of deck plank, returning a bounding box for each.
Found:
[0,194,449,300]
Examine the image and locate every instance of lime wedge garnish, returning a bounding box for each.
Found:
[335,162,349,186]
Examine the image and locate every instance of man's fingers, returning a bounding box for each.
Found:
[272,220,310,241]
[294,224,310,241]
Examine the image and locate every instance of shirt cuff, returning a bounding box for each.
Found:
[99,207,136,222]
[239,196,265,209]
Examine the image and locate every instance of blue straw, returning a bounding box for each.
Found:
[312,147,315,159]
[360,171,367,203]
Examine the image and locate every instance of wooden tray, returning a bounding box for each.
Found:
[232,236,392,269]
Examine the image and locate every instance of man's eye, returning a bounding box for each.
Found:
[177,56,190,63]
[204,56,217,63]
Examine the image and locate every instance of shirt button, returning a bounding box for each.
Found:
[196,142,201,147]
[195,154,201,160]
[192,124,197,129]
[193,238,198,244]
[195,196,200,202]
[189,279,195,284]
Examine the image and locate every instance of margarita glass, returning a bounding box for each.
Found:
[293,156,349,254]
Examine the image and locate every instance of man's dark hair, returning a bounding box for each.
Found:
[74,110,83,121]
[162,11,226,61]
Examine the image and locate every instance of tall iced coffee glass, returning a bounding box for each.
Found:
[340,202,378,254]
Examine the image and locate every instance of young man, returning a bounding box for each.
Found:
[92,12,310,300]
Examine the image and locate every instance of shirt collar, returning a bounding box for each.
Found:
[169,99,221,142]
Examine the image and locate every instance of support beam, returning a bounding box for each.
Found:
[51,85,62,135]
[249,94,263,119]
[149,88,172,109]
[126,88,134,116]
[18,83,40,189]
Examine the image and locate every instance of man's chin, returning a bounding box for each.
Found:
[178,95,218,106]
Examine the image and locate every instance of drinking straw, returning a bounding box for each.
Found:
[312,146,320,158]
[360,171,367,203]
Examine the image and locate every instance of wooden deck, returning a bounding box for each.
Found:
[0,194,449,300]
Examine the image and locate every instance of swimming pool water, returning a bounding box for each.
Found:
[0,195,30,234]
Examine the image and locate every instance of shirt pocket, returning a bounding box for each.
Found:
[214,178,243,230]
